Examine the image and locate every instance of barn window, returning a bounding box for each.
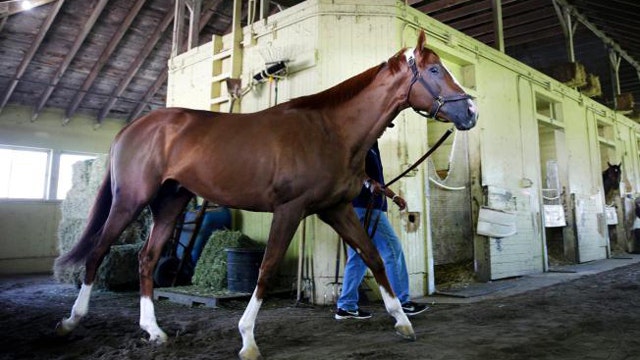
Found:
[535,95,563,128]
[0,146,97,200]
[55,153,97,200]
[596,117,616,170]
[0,146,50,199]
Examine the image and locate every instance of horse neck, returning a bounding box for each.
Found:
[326,66,411,159]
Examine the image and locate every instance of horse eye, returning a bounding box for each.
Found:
[428,66,440,75]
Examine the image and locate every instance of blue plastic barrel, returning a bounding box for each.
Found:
[177,206,232,265]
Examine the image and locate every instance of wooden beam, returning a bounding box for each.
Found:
[97,8,174,124]
[427,0,523,25]
[32,0,109,122]
[0,0,64,114]
[128,0,216,122]
[441,0,557,43]
[416,0,474,14]
[555,0,640,80]
[63,0,147,125]
[185,0,201,51]
[503,26,563,48]
[171,0,185,58]
[0,16,7,33]
[0,0,58,17]
[127,70,168,122]
[475,17,560,45]
[492,0,504,52]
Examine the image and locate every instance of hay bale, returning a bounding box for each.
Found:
[616,92,634,111]
[192,230,263,291]
[97,243,144,290]
[546,62,587,88]
[55,155,152,289]
[579,73,601,98]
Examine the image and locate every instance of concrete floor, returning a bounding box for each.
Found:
[425,253,640,304]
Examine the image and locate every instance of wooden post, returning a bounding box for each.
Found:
[171,0,185,58]
[491,0,504,53]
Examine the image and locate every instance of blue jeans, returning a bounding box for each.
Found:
[336,207,410,311]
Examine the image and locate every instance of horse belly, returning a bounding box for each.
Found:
[171,154,277,211]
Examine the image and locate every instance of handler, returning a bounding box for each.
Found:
[335,141,429,320]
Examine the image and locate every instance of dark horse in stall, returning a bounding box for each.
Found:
[54,31,477,360]
[603,162,621,200]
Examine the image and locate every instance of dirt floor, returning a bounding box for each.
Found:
[2,264,640,360]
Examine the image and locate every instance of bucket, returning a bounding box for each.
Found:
[225,248,264,293]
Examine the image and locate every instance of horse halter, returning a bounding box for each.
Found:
[404,49,473,120]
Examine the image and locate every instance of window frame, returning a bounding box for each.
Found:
[0,145,100,201]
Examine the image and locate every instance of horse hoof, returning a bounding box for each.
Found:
[148,332,168,344]
[394,324,416,341]
[55,320,71,336]
[239,347,263,360]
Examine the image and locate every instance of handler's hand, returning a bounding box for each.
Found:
[392,195,407,211]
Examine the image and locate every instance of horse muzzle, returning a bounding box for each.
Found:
[446,98,478,131]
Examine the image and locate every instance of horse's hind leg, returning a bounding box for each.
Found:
[239,204,302,360]
[57,199,148,336]
[318,204,415,340]
[138,184,193,343]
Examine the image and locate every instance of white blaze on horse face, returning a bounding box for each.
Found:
[139,296,167,343]
[238,289,264,360]
[379,285,415,340]
[59,283,93,333]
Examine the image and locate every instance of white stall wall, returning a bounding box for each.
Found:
[167,42,214,111]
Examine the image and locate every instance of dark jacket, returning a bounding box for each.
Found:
[352,142,387,211]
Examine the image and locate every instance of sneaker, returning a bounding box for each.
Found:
[334,308,372,320]
[401,301,430,316]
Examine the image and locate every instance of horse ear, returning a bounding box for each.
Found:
[416,30,426,50]
[608,161,612,167]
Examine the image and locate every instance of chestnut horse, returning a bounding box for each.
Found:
[55,31,477,359]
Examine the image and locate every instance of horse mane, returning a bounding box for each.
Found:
[286,49,411,110]
[281,45,442,111]
[285,65,383,110]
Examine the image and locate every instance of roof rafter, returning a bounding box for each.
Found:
[554,0,640,81]
[63,0,148,125]
[128,0,219,122]
[416,0,475,14]
[96,7,174,124]
[0,0,64,114]
[32,0,109,122]
[0,0,58,17]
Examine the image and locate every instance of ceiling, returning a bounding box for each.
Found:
[0,0,638,125]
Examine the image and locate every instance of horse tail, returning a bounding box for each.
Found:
[55,162,113,268]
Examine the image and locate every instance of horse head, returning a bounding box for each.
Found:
[603,161,622,188]
[404,31,478,131]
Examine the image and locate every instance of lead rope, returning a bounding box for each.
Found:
[363,127,454,238]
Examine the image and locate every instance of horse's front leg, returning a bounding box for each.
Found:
[318,203,415,340]
[239,205,302,360]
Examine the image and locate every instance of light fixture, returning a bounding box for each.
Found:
[21,1,34,11]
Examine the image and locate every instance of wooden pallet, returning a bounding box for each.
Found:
[154,288,251,308]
